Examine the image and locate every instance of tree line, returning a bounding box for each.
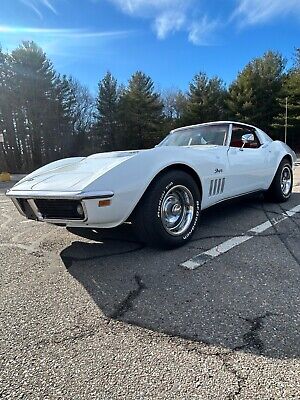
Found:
[0,41,299,173]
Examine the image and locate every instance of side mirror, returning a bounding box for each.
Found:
[240,133,255,151]
[242,133,255,144]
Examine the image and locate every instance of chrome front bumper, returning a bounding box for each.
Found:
[7,191,114,225]
[6,190,114,200]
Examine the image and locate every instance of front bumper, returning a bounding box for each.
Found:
[6,190,114,200]
[6,190,115,226]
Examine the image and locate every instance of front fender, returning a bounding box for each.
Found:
[83,147,204,226]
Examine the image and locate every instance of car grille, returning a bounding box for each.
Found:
[34,199,84,220]
[16,198,85,220]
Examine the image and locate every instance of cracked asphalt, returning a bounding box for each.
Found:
[1,166,300,399]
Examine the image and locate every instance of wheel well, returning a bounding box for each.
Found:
[282,154,293,166]
[128,164,203,222]
[146,163,203,197]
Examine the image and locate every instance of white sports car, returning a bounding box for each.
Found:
[6,121,296,248]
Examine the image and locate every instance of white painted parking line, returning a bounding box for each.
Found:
[181,204,300,270]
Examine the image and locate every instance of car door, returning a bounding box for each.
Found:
[226,124,269,197]
[188,123,231,208]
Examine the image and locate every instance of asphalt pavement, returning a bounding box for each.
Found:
[0,167,300,399]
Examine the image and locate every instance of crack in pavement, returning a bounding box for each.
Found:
[166,340,249,400]
[261,203,300,267]
[245,203,300,221]
[35,324,108,348]
[278,203,300,231]
[220,312,277,398]
[11,318,249,400]
[109,275,147,319]
[234,312,274,354]
[222,353,249,400]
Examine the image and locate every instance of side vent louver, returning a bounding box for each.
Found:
[209,178,225,197]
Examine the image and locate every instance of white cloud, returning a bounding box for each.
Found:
[0,25,132,60]
[20,0,58,19]
[20,0,43,19]
[109,0,218,45]
[233,0,300,25]
[188,17,218,46]
[154,11,185,39]
[0,26,130,39]
[42,0,58,15]
[110,0,188,16]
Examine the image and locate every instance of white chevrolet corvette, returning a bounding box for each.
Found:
[7,121,296,248]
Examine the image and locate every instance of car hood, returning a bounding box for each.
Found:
[10,151,141,193]
[8,145,221,195]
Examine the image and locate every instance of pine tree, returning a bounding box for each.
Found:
[273,53,300,146]
[285,49,300,147]
[95,72,120,150]
[0,47,19,171]
[119,71,164,149]
[10,41,64,168]
[0,41,81,172]
[182,72,227,125]
[228,51,286,133]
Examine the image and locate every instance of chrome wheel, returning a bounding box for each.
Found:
[281,166,292,196]
[160,185,194,236]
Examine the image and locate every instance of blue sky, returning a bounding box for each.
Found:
[0,0,299,94]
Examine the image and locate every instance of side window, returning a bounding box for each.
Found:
[230,125,261,149]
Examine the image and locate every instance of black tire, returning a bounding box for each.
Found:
[133,170,201,249]
[265,158,293,202]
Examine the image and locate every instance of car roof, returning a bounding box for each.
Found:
[171,121,258,133]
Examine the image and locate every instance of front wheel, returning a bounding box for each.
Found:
[133,170,201,249]
[265,159,293,202]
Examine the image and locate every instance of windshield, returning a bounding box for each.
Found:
[159,124,228,147]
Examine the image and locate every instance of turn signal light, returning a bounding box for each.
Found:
[98,199,111,207]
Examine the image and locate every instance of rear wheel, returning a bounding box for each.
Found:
[133,170,201,248]
[265,159,293,202]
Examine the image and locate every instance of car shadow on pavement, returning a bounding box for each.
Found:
[61,193,300,360]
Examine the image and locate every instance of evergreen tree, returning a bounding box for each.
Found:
[273,54,300,146]
[0,41,83,172]
[119,71,164,149]
[95,72,120,150]
[10,41,58,168]
[182,72,227,125]
[0,47,18,171]
[228,51,286,133]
